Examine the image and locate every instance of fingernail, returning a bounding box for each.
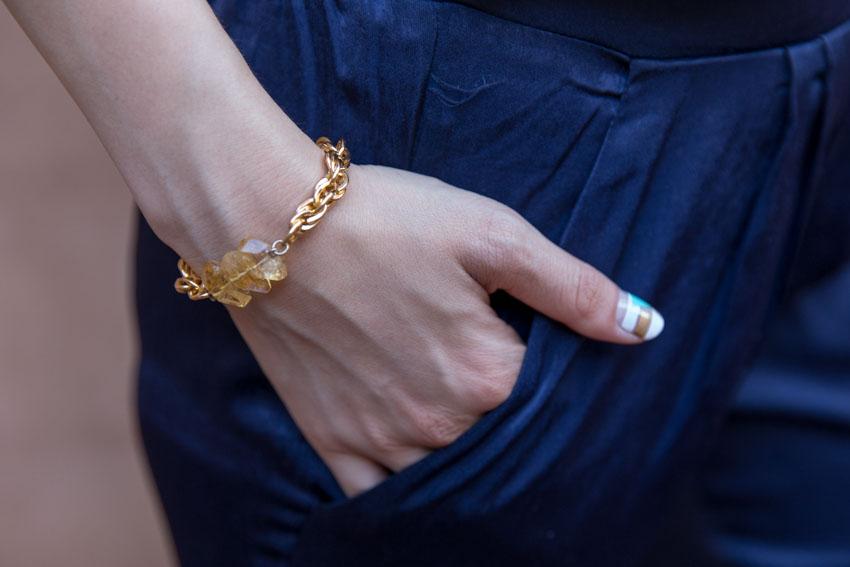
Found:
[616,290,664,340]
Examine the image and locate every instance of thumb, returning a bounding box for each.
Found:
[460,209,664,344]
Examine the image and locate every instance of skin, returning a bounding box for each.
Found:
[5,0,650,497]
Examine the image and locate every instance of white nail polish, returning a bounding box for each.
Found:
[616,290,665,340]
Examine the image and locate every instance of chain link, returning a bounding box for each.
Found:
[174,258,210,300]
[269,137,350,255]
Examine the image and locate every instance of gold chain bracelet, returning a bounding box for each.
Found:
[174,137,351,307]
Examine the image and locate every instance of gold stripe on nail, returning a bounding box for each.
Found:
[633,306,652,338]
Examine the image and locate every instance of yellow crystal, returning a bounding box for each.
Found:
[200,238,287,307]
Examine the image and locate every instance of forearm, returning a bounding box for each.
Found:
[4,0,324,263]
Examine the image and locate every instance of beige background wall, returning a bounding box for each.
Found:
[0,4,174,565]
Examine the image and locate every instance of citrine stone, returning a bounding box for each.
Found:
[200,238,287,307]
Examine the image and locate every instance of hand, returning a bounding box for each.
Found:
[224,163,663,497]
[4,0,662,499]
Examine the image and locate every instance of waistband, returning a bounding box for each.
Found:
[439,0,850,58]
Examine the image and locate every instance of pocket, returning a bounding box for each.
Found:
[290,306,593,567]
[313,312,546,511]
[288,316,571,566]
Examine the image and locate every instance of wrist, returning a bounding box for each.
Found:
[141,111,327,271]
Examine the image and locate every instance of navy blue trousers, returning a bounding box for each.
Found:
[134,2,850,565]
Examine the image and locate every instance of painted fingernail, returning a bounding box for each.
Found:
[616,290,664,340]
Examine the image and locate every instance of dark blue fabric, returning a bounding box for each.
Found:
[448,0,850,58]
[133,2,850,565]
[642,264,850,567]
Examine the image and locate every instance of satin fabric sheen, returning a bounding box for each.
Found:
[133,2,850,565]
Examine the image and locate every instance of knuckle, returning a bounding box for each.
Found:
[573,263,606,321]
[359,416,402,457]
[479,208,527,272]
[456,340,525,412]
[409,408,467,448]
[462,373,514,412]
